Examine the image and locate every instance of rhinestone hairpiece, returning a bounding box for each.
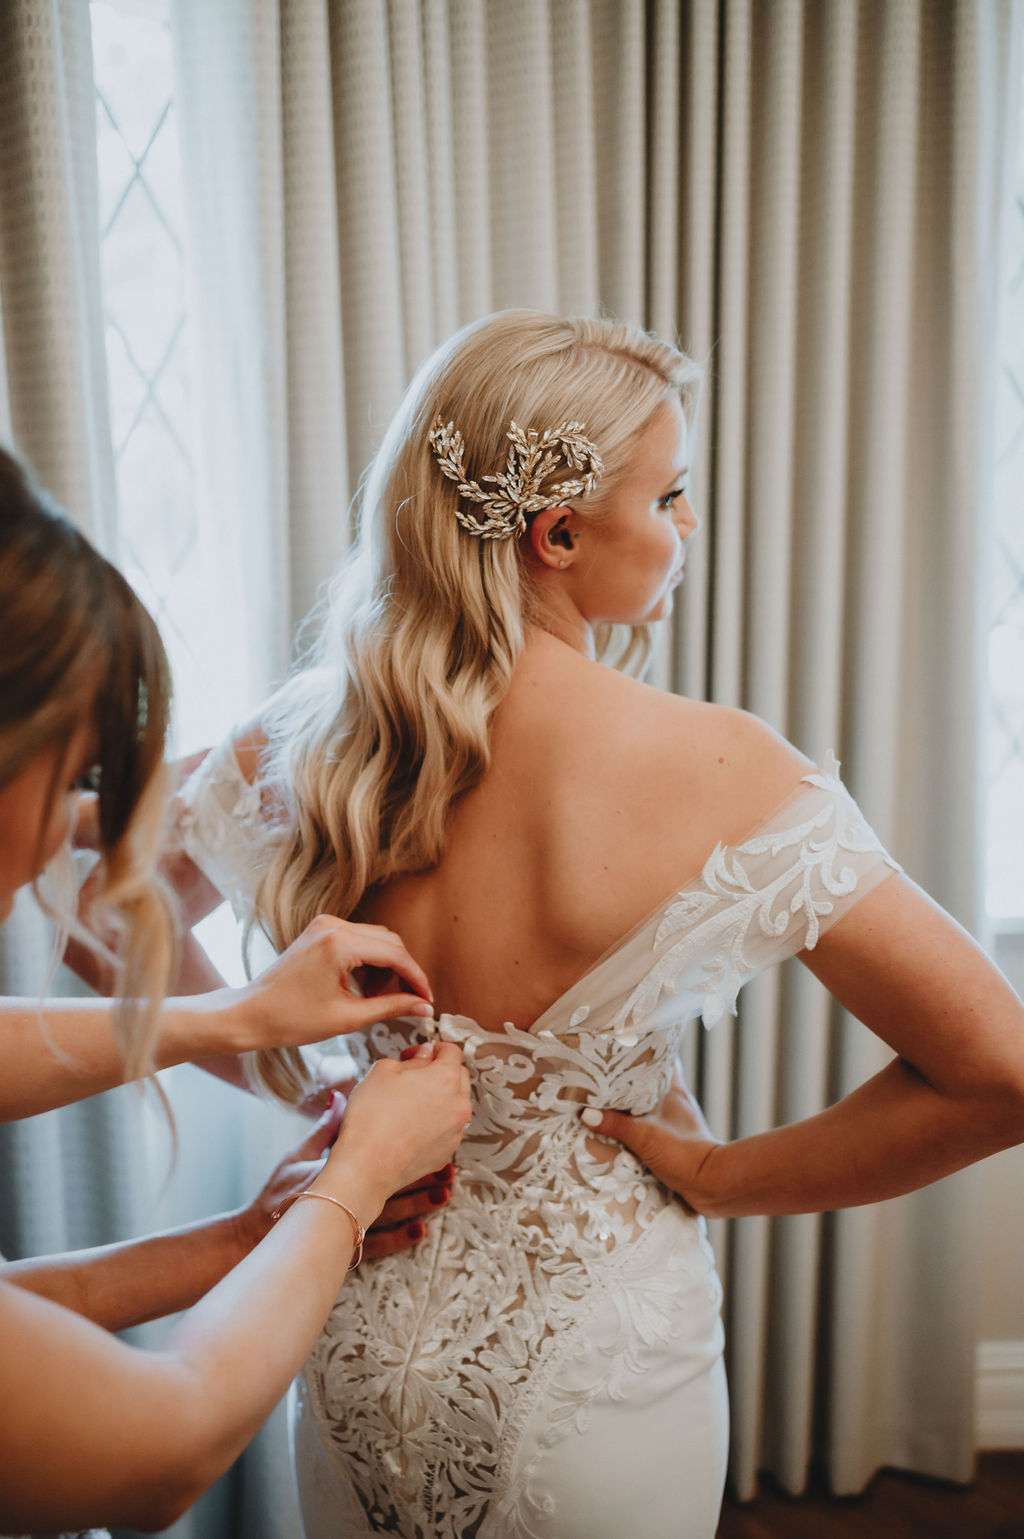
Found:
[428,417,604,541]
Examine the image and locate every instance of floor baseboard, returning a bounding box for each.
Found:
[976,1340,1024,1451]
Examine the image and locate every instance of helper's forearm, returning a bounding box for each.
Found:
[0,1154,387,1533]
[157,938,257,1091]
[157,1154,389,1498]
[0,991,243,1119]
[1,1213,251,1330]
[696,1057,1024,1217]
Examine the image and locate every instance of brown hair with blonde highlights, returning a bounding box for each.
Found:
[0,446,176,1084]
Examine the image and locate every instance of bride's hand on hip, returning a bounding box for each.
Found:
[581,1073,723,1216]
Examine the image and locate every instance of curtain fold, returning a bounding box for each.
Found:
[0,0,116,545]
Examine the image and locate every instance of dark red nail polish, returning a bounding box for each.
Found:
[431,1164,455,1182]
[407,1221,425,1240]
[428,1186,449,1206]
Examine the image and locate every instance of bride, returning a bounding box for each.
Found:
[178,311,1024,1538]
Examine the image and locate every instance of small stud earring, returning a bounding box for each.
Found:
[558,559,567,568]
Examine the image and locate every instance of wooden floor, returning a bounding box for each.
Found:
[715,1453,1024,1538]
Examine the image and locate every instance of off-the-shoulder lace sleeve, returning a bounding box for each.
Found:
[616,754,901,1035]
[176,736,283,921]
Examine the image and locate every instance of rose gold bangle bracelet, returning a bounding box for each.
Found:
[270,1190,366,1268]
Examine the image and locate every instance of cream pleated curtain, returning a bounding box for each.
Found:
[170,0,1016,1513]
[0,1,1018,1534]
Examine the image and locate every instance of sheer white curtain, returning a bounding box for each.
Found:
[0,0,150,1267]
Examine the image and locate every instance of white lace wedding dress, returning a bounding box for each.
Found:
[181,747,898,1539]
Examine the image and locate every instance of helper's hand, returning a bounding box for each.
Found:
[228,916,435,1051]
[294,1053,359,1119]
[238,1098,455,1258]
[325,1042,471,1204]
[580,1073,722,1215]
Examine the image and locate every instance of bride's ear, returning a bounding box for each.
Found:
[527,508,581,571]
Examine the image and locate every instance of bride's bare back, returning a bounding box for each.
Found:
[357,630,808,1030]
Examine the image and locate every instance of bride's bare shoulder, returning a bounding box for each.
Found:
[515,639,811,810]
[575,664,815,841]
[646,685,807,780]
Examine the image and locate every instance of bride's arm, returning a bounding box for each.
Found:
[585,873,1024,1215]
[0,1043,470,1535]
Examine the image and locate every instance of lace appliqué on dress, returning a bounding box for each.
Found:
[620,753,900,1033]
[175,737,284,921]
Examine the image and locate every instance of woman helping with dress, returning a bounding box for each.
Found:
[177,311,1024,1538]
[0,448,471,1535]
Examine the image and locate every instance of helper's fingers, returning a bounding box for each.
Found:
[357,961,435,1007]
[372,1183,450,1229]
[399,1040,438,1061]
[291,1093,345,1158]
[342,927,432,1003]
[363,1220,430,1260]
[427,1041,464,1067]
[340,994,434,1032]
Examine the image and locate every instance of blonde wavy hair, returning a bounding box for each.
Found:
[0,449,176,1091]
[251,312,700,1100]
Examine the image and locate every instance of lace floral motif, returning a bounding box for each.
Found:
[181,746,898,1539]
[306,1013,698,1538]
[616,753,899,1033]
[176,739,283,920]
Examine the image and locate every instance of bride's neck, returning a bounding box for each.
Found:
[524,614,595,661]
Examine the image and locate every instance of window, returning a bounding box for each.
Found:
[92,0,245,979]
[91,0,215,756]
